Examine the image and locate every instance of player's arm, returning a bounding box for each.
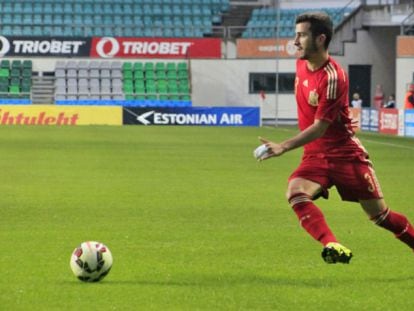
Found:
[259,119,330,159]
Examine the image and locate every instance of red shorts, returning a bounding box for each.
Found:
[289,154,383,202]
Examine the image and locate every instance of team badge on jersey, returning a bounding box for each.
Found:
[308,89,319,106]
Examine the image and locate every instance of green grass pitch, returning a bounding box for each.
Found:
[1,125,414,310]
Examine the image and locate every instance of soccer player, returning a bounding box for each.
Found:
[258,11,414,264]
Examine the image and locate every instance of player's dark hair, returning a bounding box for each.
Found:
[295,11,333,49]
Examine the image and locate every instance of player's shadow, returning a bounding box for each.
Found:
[105,274,414,288]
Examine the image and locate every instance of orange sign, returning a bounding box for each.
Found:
[0,105,122,126]
[237,38,299,58]
[397,36,414,57]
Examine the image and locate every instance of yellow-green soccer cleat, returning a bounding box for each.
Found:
[321,242,353,264]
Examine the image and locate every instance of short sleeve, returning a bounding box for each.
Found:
[315,64,347,123]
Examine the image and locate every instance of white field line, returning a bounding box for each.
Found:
[361,138,414,151]
[263,126,414,150]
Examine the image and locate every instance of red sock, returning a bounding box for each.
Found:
[289,193,337,246]
[372,208,414,250]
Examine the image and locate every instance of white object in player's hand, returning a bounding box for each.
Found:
[253,144,270,160]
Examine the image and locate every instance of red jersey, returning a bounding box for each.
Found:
[295,57,367,158]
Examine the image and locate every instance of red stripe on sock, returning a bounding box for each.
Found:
[375,209,414,250]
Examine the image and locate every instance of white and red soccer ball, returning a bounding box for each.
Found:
[70,241,113,282]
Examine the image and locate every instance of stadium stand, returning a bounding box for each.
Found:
[0,59,32,104]
[1,1,409,109]
[122,61,190,101]
[242,7,354,38]
[54,61,192,107]
[0,0,230,38]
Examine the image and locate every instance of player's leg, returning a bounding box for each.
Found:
[287,177,334,245]
[287,177,352,263]
[360,198,414,251]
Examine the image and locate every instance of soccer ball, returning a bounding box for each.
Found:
[70,241,113,282]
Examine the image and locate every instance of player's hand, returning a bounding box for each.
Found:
[259,137,287,160]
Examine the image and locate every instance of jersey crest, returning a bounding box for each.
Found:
[308,89,319,106]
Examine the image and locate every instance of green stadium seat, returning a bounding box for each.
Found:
[166,63,176,72]
[22,77,31,85]
[10,77,20,86]
[122,62,133,71]
[22,68,32,78]
[134,70,144,79]
[0,60,10,69]
[145,70,155,80]
[146,85,156,94]
[0,58,33,100]
[133,62,143,71]
[158,87,168,94]
[124,78,133,87]
[144,62,154,71]
[178,84,190,94]
[11,60,22,70]
[168,79,178,87]
[135,87,145,94]
[121,60,191,104]
[21,83,31,93]
[156,70,167,79]
[157,79,167,88]
[169,85,179,94]
[22,60,32,69]
[9,85,20,94]
[180,78,189,85]
[146,79,156,87]
[178,70,189,79]
[123,83,134,94]
[0,77,8,85]
[0,69,10,78]
[167,70,177,80]
[11,68,21,78]
[123,70,133,80]
[134,79,145,89]
[155,62,165,71]
[22,74,32,82]
[135,79,146,93]
[177,62,188,71]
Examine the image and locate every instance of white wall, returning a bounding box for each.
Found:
[336,26,400,107]
[22,57,59,72]
[190,59,297,119]
[396,58,414,107]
